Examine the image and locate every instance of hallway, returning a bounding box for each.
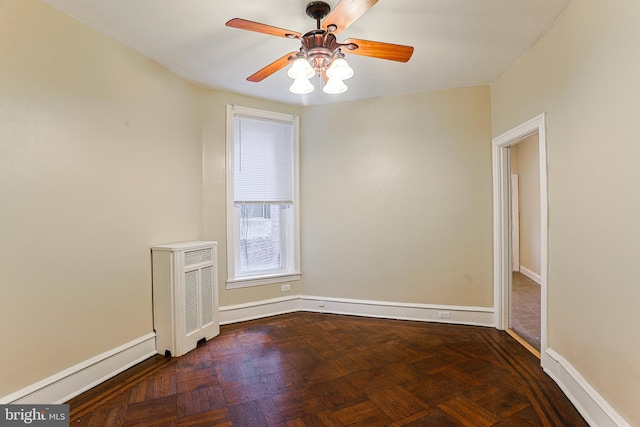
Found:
[511,272,541,351]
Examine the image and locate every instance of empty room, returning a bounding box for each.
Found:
[1,0,638,426]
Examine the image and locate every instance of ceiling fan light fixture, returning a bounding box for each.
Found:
[326,57,353,80]
[290,77,315,94]
[287,57,315,79]
[323,77,348,94]
[227,0,414,96]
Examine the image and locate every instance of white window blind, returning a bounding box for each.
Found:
[234,116,294,204]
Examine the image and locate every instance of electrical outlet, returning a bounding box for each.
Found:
[281,284,291,292]
[437,311,451,319]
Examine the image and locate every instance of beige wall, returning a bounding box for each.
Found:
[492,0,640,423]
[200,88,494,309]
[0,0,202,396]
[511,134,541,276]
[301,87,494,306]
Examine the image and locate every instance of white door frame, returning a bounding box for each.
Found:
[511,174,520,272]
[492,113,548,354]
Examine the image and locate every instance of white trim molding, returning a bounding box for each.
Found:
[300,296,494,326]
[226,273,301,290]
[0,333,156,405]
[225,105,301,288]
[219,295,301,324]
[543,349,631,427]
[519,266,542,285]
[218,295,494,327]
[492,113,549,355]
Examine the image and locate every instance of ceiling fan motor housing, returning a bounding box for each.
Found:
[301,30,340,70]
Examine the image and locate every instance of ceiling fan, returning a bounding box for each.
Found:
[226,0,414,94]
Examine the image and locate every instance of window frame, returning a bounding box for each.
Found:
[225,105,301,289]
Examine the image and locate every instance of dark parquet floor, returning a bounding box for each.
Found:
[67,312,587,426]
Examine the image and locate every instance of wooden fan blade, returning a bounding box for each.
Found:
[247,52,298,82]
[322,0,378,34]
[342,38,414,62]
[226,18,301,39]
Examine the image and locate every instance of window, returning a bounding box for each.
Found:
[225,105,300,288]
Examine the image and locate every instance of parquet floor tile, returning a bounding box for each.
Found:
[67,312,588,426]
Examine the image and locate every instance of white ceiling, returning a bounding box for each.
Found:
[41,0,570,106]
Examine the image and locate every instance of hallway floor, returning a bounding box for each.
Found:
[512,271,541,351]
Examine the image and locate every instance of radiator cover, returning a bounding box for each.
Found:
[151,241,219,357]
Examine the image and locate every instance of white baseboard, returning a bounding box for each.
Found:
[0,332,157,405]
[219,295,494,327]
[300,296,494,326]
[543,348,630,427]
[520,266,541,284]
[219,295,301,325]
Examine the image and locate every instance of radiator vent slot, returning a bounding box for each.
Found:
[185,248,212,266]
[201,266,214,326]
[184,270,198,334]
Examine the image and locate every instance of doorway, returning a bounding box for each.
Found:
[509,134,542,357]
[492,114,548,359]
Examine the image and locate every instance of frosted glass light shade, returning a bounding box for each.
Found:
[323,78,347,94]
[326,58,354,80]
[289,78,314,94]
[287,58,315,79]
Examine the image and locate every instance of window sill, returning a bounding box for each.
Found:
[226,273,301,290]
